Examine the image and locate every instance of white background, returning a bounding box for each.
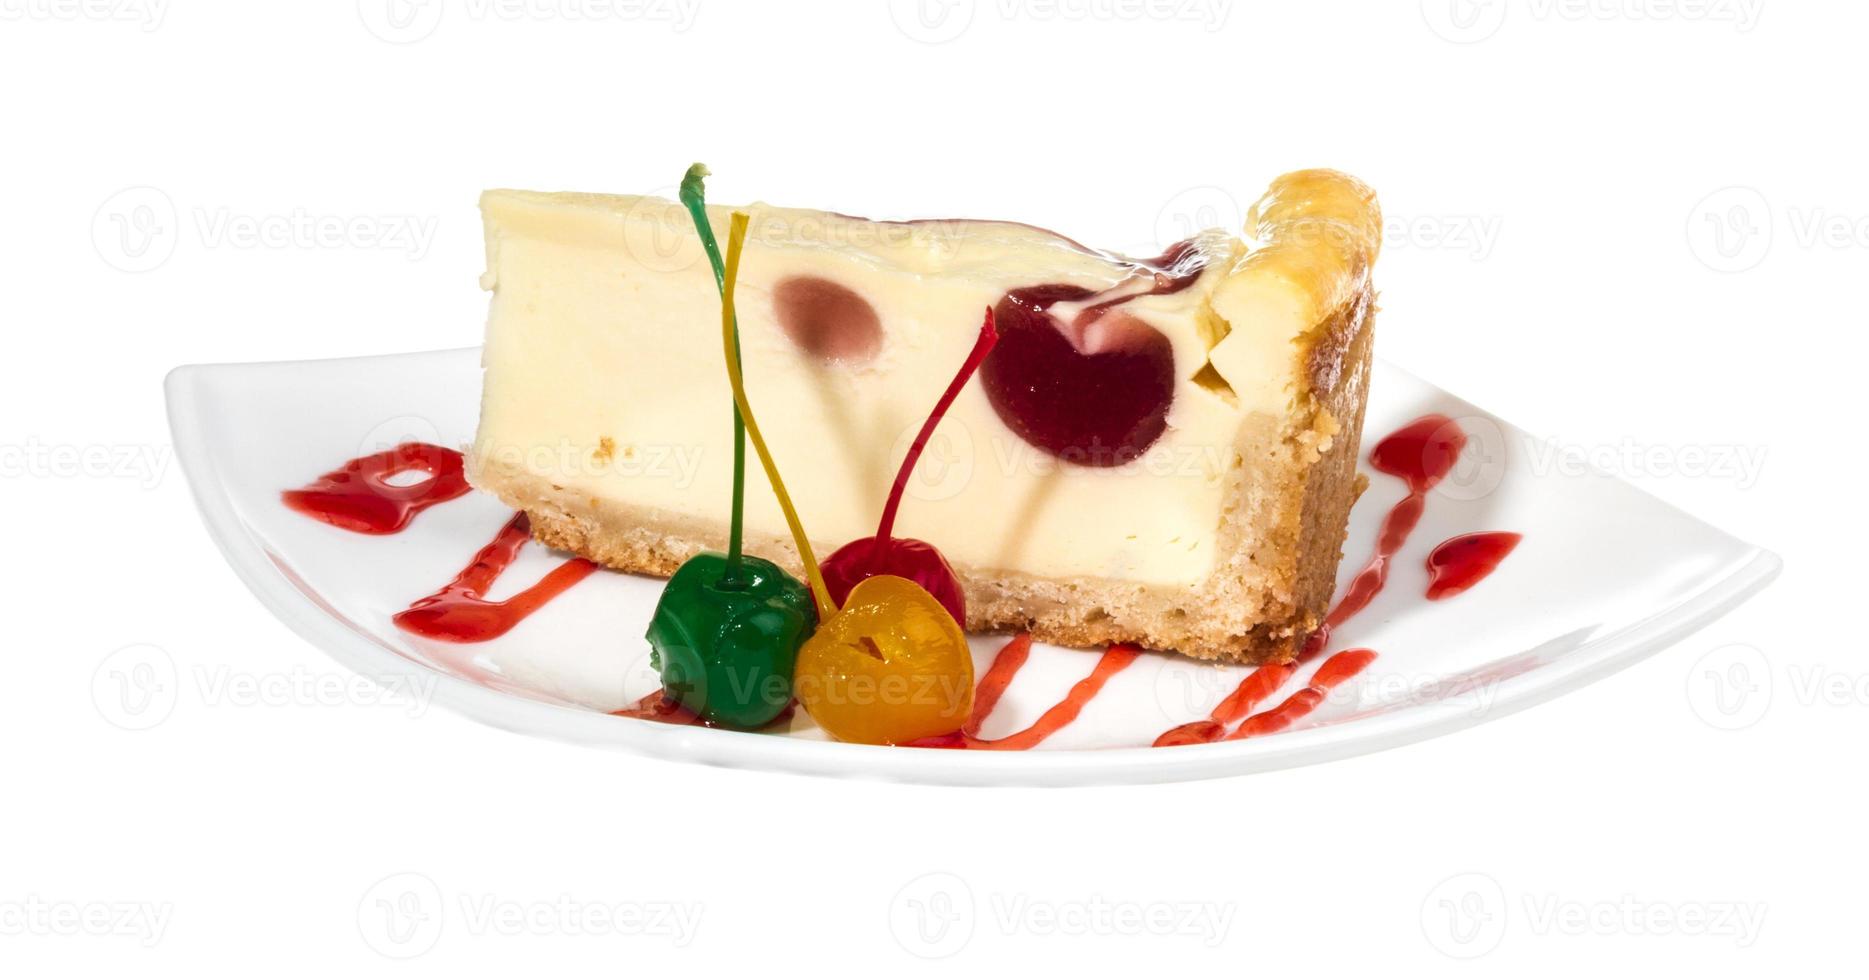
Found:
[2,0,1859,973]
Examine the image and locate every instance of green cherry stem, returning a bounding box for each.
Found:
[718,212,839,623]
[679,163,747,587]
[870,307,999,566]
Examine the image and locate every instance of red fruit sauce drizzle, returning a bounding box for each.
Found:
[964,632,1033,734]
[610,689,701,724]
[284,415,1521,749]
[281,442,472,534]
[391,512,597,642]
[1225,649,1378,741]
[1426,532,1523,601]
[608,691,799,731]
[910,639,1141,750]
[1154,414,1472,747]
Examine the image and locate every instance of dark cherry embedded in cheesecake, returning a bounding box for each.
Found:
[979,239,1208,468]
[771,276,883,362]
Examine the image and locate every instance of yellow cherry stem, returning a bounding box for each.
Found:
[719,211,839,622]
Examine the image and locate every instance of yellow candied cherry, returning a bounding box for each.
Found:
[711,207,974,746]
[794,575,973,746]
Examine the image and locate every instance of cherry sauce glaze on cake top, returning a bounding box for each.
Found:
[279,413,1520,749]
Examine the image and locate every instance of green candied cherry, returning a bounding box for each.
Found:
[641,163,815,728]
[645,553,814,729]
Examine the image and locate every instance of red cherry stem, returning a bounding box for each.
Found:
[872,308,999,557]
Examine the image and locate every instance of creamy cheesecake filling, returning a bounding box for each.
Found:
[472,191,1316,589]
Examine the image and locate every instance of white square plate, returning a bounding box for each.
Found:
[166,346,1778,785]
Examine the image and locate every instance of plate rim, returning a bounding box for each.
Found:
[163,351,1783,786]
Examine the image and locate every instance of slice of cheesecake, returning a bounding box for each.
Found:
[467,170,1380,664]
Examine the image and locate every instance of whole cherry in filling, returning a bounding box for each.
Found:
[772,275,882,362]
[979,242,1204,467]
[820,307,999,624]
